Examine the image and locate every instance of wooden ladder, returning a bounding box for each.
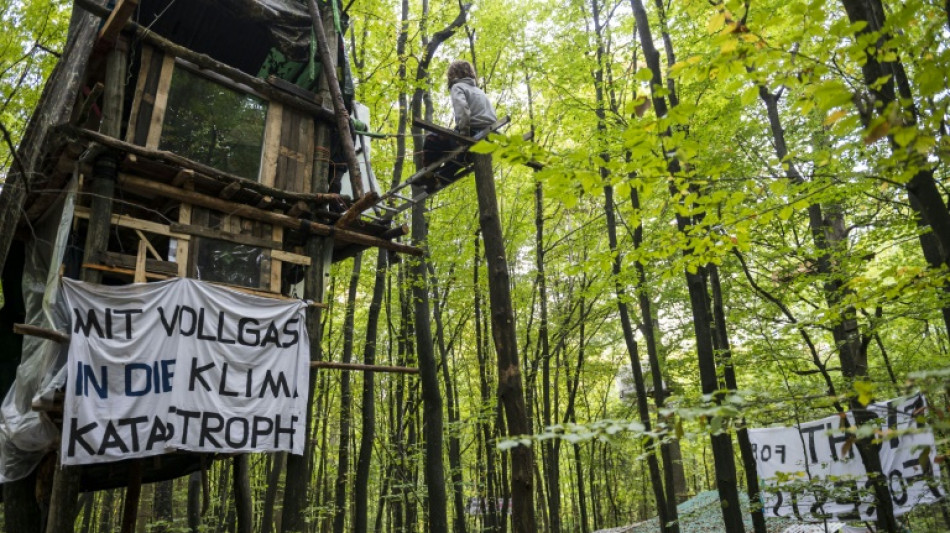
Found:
[373,116,510,221]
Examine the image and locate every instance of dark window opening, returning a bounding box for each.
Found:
[160,66,267,181]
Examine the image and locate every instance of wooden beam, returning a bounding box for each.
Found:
[75,0,337,124]
[13,324,69,344]
[171,168,195,188]
[134,229,163,260]
[169,223,282,250]
[134,239,148,283]
[73,206,191,240]
[411,118,477,144]
[335,191,379,228]
[118,174,424,256]
[310,361,419,375]
[271,249,311,266]
[307,0,364,198]
[219,181,242,200]
[64,126,341,204]
[98,0,139,44]
[83,263,170,280]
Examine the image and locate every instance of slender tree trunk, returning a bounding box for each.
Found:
[332,254,363,533]
[429,261,467,533]
[707,265,766,533]
[355,250,387,533]
[233,455,252,533]
[153,480,173,533]
[100,489,116,533]
[261,454,286,533]
[403,5,470,531]
[472,153,537,533]
[629,187,688,507]
[629,1,745,531]
[283,2,336,529]
[78,493,94,533]
[758,79,898,531]
[474,234,501,533]
[593,1,667,530]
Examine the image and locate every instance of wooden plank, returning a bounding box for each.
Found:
[13,324,69,344]
[134,239,148,283]
[98,0,139,43]
[270,226,283,292]
[145,54,175,149]
[266,75,321,105]
[73,206,190,240]
[83,263,170,280]
[132,48,165,145]
[276,107,296,191]
[259,102,283,187]
[65,126,342,204]
[134,229,162,260]
[169,223,281,250]
[336,192,380,228]
[412,117,477,144]
[119,174,425,256]
[98,251,178,276]
[177,185,193,278]
[271,249,311,266]
[300,116,315,194]
[125,45,152,141]
[310,361,419,375]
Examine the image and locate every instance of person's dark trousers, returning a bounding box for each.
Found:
[420,133,465,191]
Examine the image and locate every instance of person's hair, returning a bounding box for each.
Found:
[447,60,476,89]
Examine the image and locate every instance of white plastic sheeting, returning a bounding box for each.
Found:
[0,177,76,482]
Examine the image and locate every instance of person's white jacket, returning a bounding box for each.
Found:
[450,77,497,136]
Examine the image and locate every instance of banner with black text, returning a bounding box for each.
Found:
[61,278,309,465]
[748,394,942,521]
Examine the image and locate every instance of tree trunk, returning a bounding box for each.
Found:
[260,453,286,533]
[188,472,202,533]
[472,152,537,533]
[429,260,467,533]
[153,480,173,533]
[355,250,386,533]
[707,265,767,533]
[474,234,501,533]
[233,455,252,533]
[331,254,362,533]
[629,187,688,507]
[628,1,745,531]
[282,2,336,528]
[4,467,42,533]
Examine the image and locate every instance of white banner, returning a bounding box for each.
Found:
[748,394,943,521]
[61,278,308,465]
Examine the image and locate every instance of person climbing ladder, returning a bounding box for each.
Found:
[420,60,498,193]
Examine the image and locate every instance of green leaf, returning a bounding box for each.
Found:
[635,68,654,82]
[469,140,497,154]
[854,381,874,407]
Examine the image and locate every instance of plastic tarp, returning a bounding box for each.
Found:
[207,0,338,63]
[0,177,77,482]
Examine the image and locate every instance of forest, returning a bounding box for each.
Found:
[2,0,950,532]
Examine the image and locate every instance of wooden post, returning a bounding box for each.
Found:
[306,0,364,199]
[119,461,143,533]
[80,38,127,284]
[47,36,130,533]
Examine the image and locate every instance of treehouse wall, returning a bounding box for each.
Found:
[73,43,325,297]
